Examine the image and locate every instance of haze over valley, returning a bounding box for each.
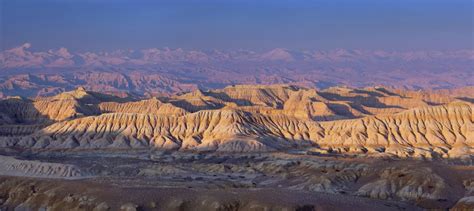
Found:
[0,44,472,98]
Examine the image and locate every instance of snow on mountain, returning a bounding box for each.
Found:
[1,43,473,69]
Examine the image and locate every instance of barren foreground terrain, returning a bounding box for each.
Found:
[0,84,473,210]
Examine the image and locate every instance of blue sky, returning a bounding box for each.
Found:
[1,0,473,51]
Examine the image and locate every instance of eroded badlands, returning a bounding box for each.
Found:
[0,85,472,210]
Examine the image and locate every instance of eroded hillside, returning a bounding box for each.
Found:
[0,84,473,210]
[0,84,472,158]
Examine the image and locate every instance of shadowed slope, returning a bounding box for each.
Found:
[0,85,472,158]
[13,101,472,158]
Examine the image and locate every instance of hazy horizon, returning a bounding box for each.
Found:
[1,0,472,94]
[2,0,473,51]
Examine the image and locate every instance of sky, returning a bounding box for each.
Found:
[1,0,473,51]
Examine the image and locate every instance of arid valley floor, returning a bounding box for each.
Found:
[0,85,473,210]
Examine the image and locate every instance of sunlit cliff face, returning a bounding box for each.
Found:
[1,84,472,157]
[0,84,473,210]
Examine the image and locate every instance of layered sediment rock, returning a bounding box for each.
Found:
[0,155,89,178]
[9,102,471,158]
[0,85,471,158]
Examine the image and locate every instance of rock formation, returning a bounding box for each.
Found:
[0,85,471,158]
[0,85,472,210]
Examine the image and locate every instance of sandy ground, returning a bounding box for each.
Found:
[0,176,421,211]
[0,149,472,210]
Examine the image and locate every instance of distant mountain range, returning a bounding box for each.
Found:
[2,43,473,68]
[0,43,473,98]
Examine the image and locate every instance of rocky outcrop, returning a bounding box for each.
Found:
[0,85,472,158]
[0,84,472,211]
[21,109,320,152]
[0,155,89,179]
[0,88,104,123]
[8,101,470,158]
[99,98,188,116]
[356,167,447,201]
[318,102,473,158]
